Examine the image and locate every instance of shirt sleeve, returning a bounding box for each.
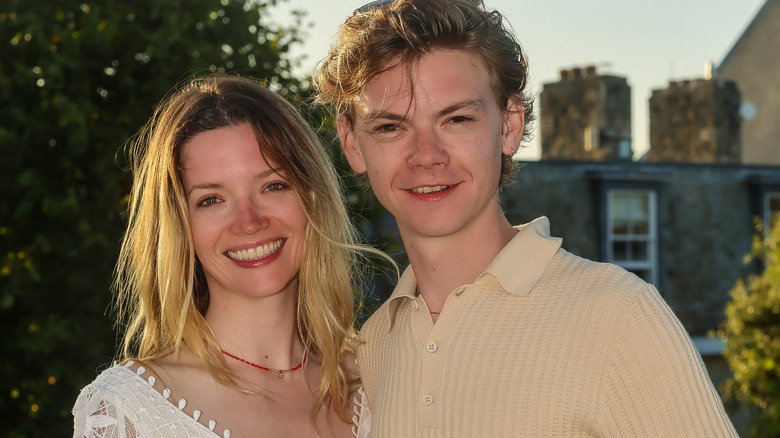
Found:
[599,285,738,437]
[73,381,138,438]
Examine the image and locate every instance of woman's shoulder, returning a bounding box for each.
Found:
[73,362,158,436]
[75,361,161,409]
[73,359,227,438]
[78,362,142,395]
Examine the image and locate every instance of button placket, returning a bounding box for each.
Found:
[417,286,472,428]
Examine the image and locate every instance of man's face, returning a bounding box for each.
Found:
[338,49,524,241]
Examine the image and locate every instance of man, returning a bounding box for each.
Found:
[314,0,737,436]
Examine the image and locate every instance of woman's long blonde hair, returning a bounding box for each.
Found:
[115,74,368,418]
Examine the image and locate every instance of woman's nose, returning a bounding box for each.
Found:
[230,202,268,235]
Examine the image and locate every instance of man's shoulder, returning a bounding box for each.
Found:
[359,299,395,340]
[548,249,655,301]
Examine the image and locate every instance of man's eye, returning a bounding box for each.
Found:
[374,123,400,134]
[449,115,473,124]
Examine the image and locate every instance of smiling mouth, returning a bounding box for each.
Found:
[411,185,452,194]
[226,239,284,261]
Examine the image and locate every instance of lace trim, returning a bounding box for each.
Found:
[125,361,231,438]
[352,386,370,438]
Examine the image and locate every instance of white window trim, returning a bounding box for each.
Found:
[606,189,658,286]
[692,336,725,357]
[764,191,780,227]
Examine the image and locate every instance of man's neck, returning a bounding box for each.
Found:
[401,212,516,312]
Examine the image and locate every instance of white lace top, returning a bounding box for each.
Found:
[72,362,371,438]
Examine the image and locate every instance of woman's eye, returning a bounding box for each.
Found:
[197,196,220,207]
[265,182,289,192]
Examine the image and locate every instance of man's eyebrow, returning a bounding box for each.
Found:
[360,98,487,123]
[361,109,406,123]
[437,99,487,118]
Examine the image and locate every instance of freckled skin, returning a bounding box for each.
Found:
[339,50,523,243]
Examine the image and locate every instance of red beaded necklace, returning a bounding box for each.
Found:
[221,350,307,379]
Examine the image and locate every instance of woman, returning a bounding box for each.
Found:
[73,75,373,437]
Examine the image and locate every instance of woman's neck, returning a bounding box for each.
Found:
[205,291,304,371]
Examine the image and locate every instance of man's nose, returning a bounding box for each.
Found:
[407,128,449,168]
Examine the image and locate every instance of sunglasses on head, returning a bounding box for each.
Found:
[355,0,474,14]
[355,0,393,13]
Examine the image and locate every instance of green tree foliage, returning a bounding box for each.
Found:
[720,218,780,437]
[0,0,308,435]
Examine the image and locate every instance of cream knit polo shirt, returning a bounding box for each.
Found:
[357,217,737,437]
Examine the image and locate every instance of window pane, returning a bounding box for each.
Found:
[612,241,628,261]
[632,195,649,234]
[613,218,628,235]
[612,194,629,235]
[769,193,780,226]
[633,220,649,235]
[770,193,780,212]
[631,241,648,260]
[611,191,650,235]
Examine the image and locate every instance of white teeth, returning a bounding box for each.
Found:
[227,239,283,261]
[412,185,450,194]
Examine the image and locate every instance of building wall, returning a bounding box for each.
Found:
[646,79,741,163]
[540,66,632,161]
[716,0,780,165]
[503,160,777,336]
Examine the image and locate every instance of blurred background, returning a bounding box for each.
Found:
[1,0,778,436]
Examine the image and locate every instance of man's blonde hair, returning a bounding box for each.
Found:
[314,0,535,185]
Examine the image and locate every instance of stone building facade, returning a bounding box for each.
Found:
[503,161,780,337]
[539,66,632,161]
[715,0,780,165]
[646,79,741,163]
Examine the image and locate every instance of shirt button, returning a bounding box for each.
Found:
[412,300,419,310]
[422,394,434,405]
[425,341,438,353]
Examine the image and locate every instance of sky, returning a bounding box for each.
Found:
[270,0,766,159]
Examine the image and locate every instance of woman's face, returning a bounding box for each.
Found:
[179,123,307,304]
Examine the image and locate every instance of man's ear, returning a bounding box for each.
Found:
[502,97,525,156]
[337,114,368,174]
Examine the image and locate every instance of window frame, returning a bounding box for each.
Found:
[764,191,780,228]
[605,188,659,286]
